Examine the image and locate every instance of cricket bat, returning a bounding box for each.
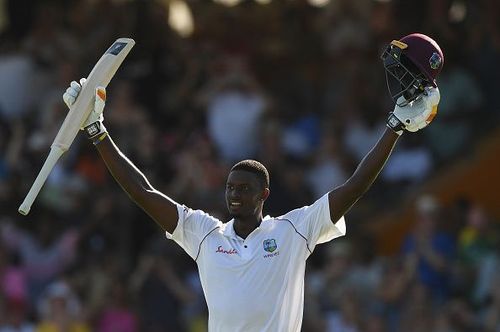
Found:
[18,38,135,216]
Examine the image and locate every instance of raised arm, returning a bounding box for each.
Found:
[328,128,399,223]
[94,135,179,233]
[328,87,440,223]
[63,80,178,233]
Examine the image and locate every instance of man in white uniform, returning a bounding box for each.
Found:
[63,33,443,331]
[170,164,345,331]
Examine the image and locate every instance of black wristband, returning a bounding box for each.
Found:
[386,113,405,135]
[84,122,103,139]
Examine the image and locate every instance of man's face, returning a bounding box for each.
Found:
[225,170,265,218]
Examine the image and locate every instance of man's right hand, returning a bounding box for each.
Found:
[63,78,108,142]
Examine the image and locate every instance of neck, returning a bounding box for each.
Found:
[233,215,262,239]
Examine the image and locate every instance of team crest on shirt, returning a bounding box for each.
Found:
[263,239,277,253]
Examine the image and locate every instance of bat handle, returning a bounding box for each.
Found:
[18,146,65,215]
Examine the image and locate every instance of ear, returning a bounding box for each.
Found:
[261,188,270,201]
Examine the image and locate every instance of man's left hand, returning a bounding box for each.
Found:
[387,87,440,135]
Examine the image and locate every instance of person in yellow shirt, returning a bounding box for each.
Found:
[35,281,90,332]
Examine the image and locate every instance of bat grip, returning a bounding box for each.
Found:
[18,146,65,215]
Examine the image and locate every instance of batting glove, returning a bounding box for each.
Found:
[63,78,108,143]
[387,86,440,135]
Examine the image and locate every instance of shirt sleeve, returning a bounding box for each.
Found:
[280,193,346,252]
[165,204,222,260]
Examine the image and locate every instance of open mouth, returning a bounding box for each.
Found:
[228,201,243,212]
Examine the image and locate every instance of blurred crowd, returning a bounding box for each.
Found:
[0,0,499,331]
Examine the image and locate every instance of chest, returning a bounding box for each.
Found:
[195,221,310,310]
[198,222,305,269]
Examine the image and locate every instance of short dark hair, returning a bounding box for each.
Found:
[230,159,270,188]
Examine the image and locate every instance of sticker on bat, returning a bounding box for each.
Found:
[106,42,127,55]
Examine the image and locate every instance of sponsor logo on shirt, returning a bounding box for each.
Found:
[216,246,238,255]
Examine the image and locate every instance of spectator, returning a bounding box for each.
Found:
[382,136,433,185]
[0,243,27,310]
[0,44,38,120]
[197,54,268,163]
[376,257,416,332]
[457,204,500,305]
[423,47,484,161]
[96,280,138,332]
[0,299,34,332]
[432,297,476,332]
[397,282,434,332]
[130,253,195,331]
[342,103,387,163]
[0,213,80,306]
[264,156,313,217]
[0,245,32,332]
[35,280,89,332]
[400,195,455,304]
[482,274,500,332]
[307,131,349,199]
[325,288,362,332]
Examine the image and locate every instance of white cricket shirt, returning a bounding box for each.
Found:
[166,193,346,332]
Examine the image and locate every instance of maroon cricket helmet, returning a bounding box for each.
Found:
[381,33,444,106]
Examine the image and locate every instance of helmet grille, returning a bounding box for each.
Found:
[381,44,429,106]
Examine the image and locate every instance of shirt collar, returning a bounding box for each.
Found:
[222,216,274,239]
[222,219,237,239]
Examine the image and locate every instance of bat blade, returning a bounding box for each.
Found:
[54,38,135,151]
[18,38,135,216]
